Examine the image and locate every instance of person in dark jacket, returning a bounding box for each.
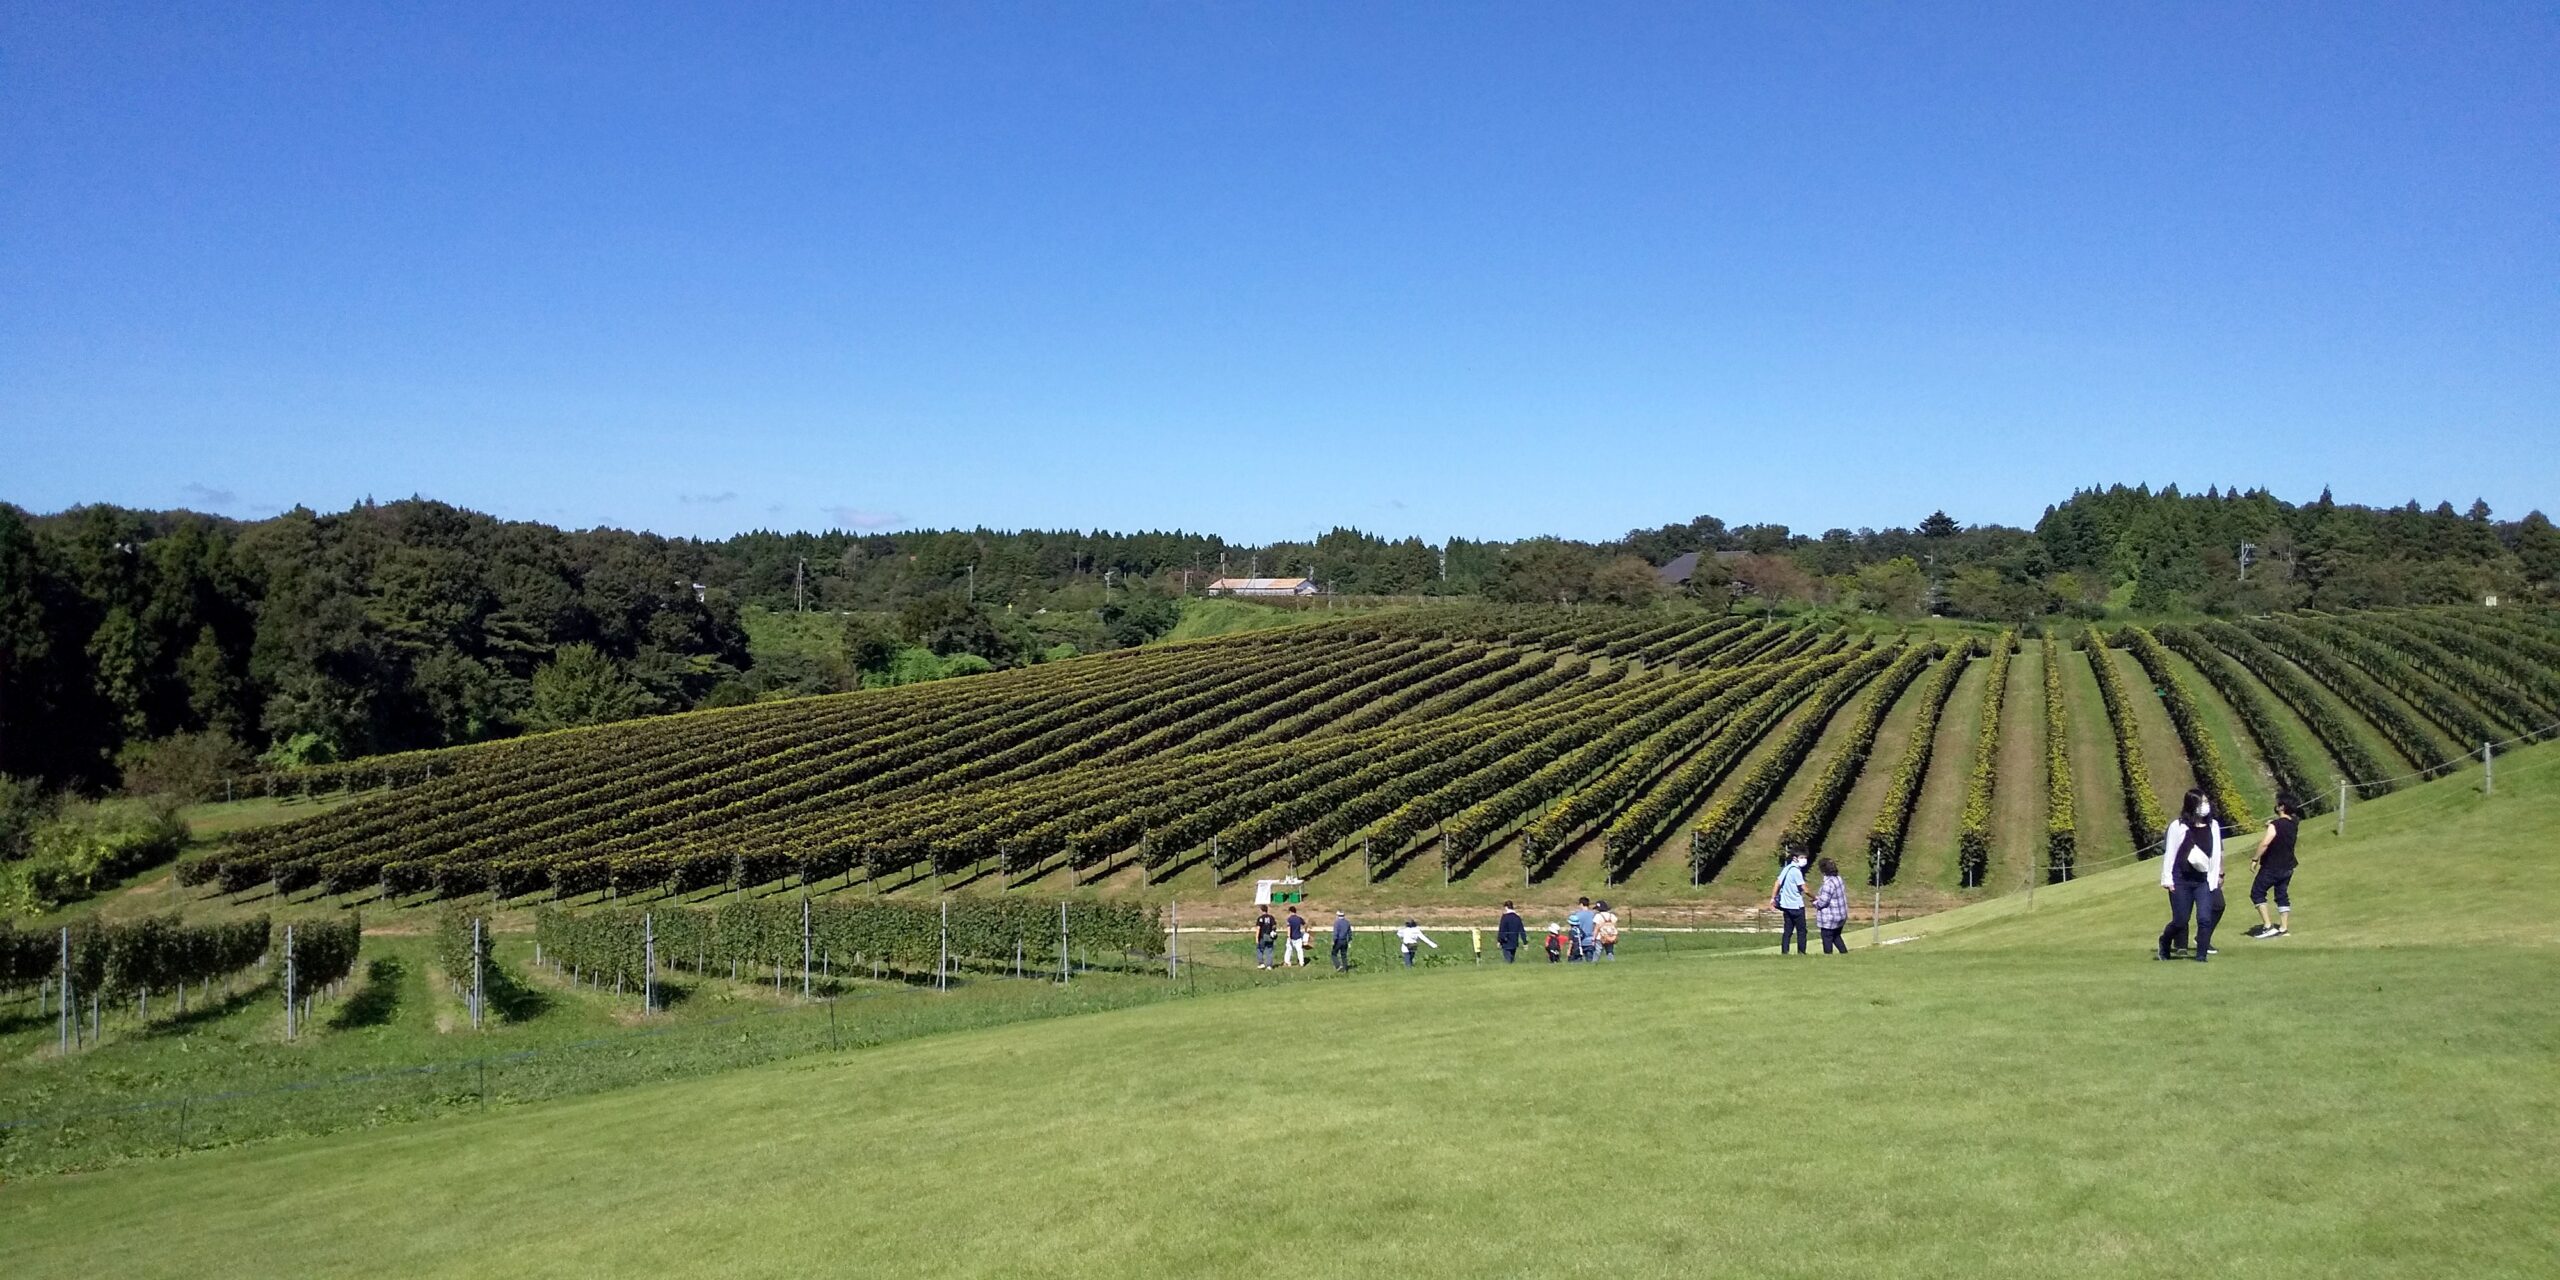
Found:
[2157,789,2224,963]
[1253,907,1278,970]
[1329,910,1353,971]
[1497,901,1526,963]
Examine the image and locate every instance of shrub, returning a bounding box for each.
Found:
[2042,635,2076,881]
[2,797,189,913]
[1955,631,2017,886]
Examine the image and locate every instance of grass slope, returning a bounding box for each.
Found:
[1987,641,2045,890]
[2106,645,2199,804]
[1904,652,1989,886]
[2061,644,2133,861]
[12,751,2552,1277]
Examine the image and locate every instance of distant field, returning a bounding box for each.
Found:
[5,743,2553,1278]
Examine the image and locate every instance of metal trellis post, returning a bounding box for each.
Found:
[284,924,297,1040]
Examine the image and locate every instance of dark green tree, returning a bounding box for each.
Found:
[527,644,651,731]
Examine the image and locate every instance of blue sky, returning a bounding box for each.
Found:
[5,2,2553,543]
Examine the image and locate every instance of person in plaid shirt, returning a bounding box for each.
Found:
[1814,857,1851,954]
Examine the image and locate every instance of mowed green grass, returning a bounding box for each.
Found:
[6,751,2557,1278]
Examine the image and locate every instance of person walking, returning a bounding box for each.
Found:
[1813,858,1850,954]
[1568,898,1596,962]
[1396,919,1437,967]
[2247,792,2302,939]
[2156,789,2224,963]
[1497,901,1526,963]
[1773,850,1810,955]
[1284,906,1308,967]
[1329,910,1353,971]
[1544,922,1566,963]
[1593,901,1620,960]
[1254,905,1278,970]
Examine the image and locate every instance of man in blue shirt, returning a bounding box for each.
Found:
[1568,899,1596,963]
[1774,851,1810,955]
[1329,910,1354,971]
[1496,902,1526,963]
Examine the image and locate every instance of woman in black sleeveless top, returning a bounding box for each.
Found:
[2248,792,2302,939]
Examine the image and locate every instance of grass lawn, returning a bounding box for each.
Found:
[8,744,2552,1277]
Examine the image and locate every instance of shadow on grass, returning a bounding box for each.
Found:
[485,961,557,1022]
[137,978,280,1039]
[328,956,404,1030]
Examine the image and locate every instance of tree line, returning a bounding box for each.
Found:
[4,483,2554,800]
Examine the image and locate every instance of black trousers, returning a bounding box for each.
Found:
[1500,942,1518,963]
[1820,926,1847,954]
[1780,908,1809,954]
[1330,941,1349,971]
[2161,881,2219,959]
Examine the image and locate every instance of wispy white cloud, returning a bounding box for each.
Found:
[826,506,903,530]
[679,491,740,505]
[180,482,238,508]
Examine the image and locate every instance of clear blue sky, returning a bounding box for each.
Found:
[5,2,2553,544]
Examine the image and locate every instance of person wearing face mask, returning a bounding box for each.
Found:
[2156,789,2224,963]
[1773,849,1811,956]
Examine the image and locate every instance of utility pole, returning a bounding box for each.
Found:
[967,563,976,603]
[795,557,806,613]
[2484,742,2494,795]
[2237,542,2257,583]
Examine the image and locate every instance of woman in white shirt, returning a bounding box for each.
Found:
[2156,790,2224,963]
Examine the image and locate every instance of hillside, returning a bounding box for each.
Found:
[5,743,2553,1278]
[150,603,2559,925]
